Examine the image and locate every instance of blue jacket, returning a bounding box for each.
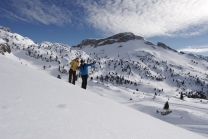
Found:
[79,63,94,75]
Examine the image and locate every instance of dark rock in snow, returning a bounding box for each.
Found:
[0,26,11,32]
[0,43,11,55]
[157,42,178,53]
[145,41,154,45]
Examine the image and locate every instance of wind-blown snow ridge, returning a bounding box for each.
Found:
[0,55,206,139]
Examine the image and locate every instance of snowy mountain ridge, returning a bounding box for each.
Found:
[1,26,208,137]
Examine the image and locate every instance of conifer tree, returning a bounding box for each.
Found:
[180,93,184,100]
[163,101,169,110]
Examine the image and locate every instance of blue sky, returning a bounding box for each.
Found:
[1,0,208,55]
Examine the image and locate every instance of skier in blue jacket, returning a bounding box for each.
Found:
[79,59,95,89]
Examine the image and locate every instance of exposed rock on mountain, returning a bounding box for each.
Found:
[157,42,178,52]
[75,32,144,48]
[0,26,11,32]
[0,43,11,55]
[145,41,154,45]
[0,38,11,55]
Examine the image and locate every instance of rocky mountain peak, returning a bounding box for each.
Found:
[0,26,11,33]
[157,42,177,52]
[75,32,144,48]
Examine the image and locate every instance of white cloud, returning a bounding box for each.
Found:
[1,0,208,38]
[82,0,208,38]
[178,45,208,53]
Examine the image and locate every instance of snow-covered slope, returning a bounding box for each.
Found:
[1,55,206,139]
[1,26,208,137]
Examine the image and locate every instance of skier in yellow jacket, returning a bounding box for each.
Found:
[69,57,79,84]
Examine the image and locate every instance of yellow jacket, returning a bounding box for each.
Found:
[70,59,79,71]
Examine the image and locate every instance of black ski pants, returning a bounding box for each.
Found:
[81,75,88,89]
[69,69,76,85]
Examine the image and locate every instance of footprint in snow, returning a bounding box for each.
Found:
[57,104,67,109]
[2,106,8,109]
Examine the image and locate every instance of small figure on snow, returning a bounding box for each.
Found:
[57,75,61,79]
[79,59,96,89]
[69,57,79,85]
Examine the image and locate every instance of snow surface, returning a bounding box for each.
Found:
[0,38,5,43]
[0,54,207,139]
[1,27,208,138]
